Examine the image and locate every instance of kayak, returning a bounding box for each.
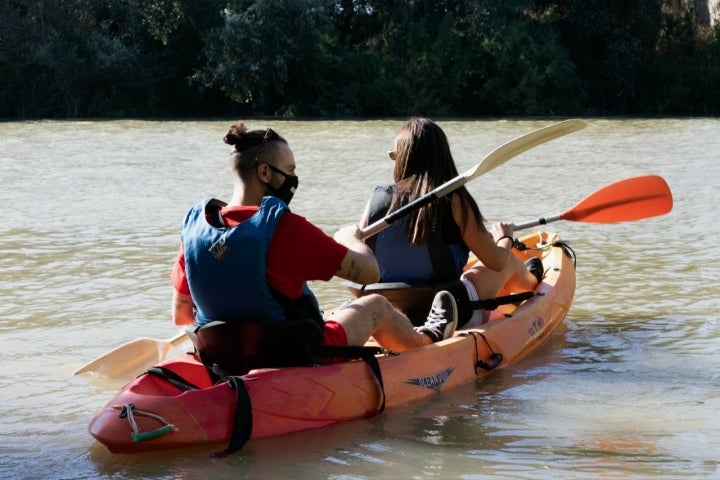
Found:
[88,230,576,454]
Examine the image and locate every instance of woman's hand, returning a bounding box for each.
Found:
[491,221,514,243]
[333,224,363,245]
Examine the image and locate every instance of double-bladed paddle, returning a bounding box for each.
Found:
[360,119,588,240]
[75,120,587,379]
[513,174,673,230]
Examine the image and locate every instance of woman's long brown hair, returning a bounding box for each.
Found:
[390,118,483,244]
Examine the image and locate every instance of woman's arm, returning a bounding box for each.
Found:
[359,199,371,229]
[451,194,513,272]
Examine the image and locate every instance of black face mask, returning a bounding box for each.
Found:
[265,163,299,206]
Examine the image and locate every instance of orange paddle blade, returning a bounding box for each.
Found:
[559,175,673,223]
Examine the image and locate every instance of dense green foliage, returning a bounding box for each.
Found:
[1,0,718,118]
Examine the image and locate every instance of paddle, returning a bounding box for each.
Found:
[513,174,673,231]
[360,119,587,240]
[73,330,188,379]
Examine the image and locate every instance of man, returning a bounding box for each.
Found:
[171,123,457,374]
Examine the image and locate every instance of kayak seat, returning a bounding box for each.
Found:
[347,279,471,327]
[187,318,323,379]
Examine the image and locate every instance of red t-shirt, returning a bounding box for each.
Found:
[171,205,348,301]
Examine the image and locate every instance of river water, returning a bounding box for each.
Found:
[1,118,718,479]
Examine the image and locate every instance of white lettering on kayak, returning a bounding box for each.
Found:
[406,367,455,391]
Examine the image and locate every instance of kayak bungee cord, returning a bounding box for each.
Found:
[119,404,176,443]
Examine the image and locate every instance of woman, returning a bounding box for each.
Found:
[171,122,458,376]
[360,117,543,327]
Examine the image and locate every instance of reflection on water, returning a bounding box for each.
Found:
[1,118,719,479]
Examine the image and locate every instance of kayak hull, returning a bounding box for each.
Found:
[88,231,575,453]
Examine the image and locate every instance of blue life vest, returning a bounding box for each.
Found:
[181,196,319,327]
[365,185,469,283]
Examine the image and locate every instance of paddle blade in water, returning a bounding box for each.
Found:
[560,175,673,223]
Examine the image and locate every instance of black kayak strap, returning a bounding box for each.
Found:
[212,375,253,459]
[322,345,387,414]
[144,366,201,392]
[214,345,386,458]
[467,291,535,311]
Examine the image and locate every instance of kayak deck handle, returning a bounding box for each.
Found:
[476,352,503,371]
[461,331,504,373]
[119,403,177,443]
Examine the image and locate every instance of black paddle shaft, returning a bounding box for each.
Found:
[384,193,438,225]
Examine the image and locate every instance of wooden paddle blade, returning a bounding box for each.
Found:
[559,175,673,223]
[361,119,587,239]
[74,331,189,379]
[464,119,588,181]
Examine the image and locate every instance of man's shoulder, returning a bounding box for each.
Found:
[278,211,324,235]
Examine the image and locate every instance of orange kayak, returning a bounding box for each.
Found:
[88,231,575,454]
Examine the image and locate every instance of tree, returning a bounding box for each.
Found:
[192,0,331,115]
